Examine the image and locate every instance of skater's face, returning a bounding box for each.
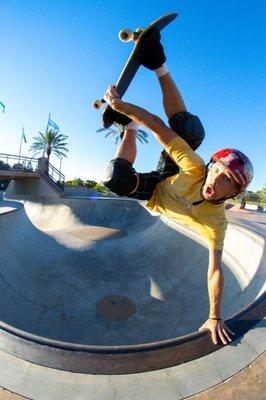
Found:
[202,162,239,202]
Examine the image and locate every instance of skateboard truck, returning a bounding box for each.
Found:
[118,27,145,42]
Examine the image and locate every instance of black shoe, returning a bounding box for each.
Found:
[102,107,132,129]
[139,29,166,70]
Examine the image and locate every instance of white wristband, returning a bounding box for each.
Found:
[155,63,168,78]
[125,121,139,131]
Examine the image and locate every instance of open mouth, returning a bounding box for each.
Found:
[205,185,215,197]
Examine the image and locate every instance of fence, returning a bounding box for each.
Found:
[0,153,65,190]
[46,160,65,189]
[0,153,39,173]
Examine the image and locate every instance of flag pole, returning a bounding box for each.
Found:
[43,112,51,156]
[18,127,24,162]
[46,112,51,133]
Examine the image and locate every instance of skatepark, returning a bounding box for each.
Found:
[0,191,265,399]
[1,3,265,398]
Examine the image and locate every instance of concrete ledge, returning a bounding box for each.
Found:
[0,293,264,374]
[0,319,264,400]
[0,171,40,179]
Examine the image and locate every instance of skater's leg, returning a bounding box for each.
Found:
[102,123,140,196]
[158,72,186,119]
[138,29,186,118]
[139,30,205,177]
[102,121,161,199]
[114,127,137,164]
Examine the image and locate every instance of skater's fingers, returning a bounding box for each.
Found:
[105,85,118,98]
[104,86,121,107]
[226,326,235,336]
[111,86,119,96]
[210,327,218,345]
[221,327,232,343]
[107,84,116,91]
[217,325,228,345]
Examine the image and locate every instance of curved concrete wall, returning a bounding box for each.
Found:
[0,198,265,348]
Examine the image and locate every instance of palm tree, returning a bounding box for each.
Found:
[97,123,149,145]
[30,129,69,162]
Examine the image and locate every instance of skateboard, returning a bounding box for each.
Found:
[93,12,178,128]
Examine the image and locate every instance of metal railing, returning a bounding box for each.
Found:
[0,153,65,191]
[0,153,39,173]
[47,161,65,189]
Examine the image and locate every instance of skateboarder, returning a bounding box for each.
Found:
[101,31,254,345]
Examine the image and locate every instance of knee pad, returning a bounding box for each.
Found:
[184,115,205,150]
[102,158,138,196]
[169,112,205,150]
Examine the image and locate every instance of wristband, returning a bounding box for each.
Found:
[155,63,168,78]
[209,317,222,321]
[125,121,139,131]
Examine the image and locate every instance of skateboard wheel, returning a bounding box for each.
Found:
[118,29,134,42]
[92,99,103,109]
[136,27,145,34]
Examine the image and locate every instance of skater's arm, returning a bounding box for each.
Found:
[207,249,224,322]
[116,100,176,146]
[104,86,177,147]
[199,249,235,345]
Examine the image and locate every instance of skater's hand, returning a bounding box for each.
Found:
[199,318,235,345]
[104,85,121,107]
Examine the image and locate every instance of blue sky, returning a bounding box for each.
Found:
[0,0,265,191]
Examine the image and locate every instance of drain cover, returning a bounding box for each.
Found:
[96,295,136,322]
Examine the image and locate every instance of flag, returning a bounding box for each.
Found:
[22,127,27,143]
[48,118,60,131]
[0,101,6,113]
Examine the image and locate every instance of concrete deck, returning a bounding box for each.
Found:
[0,196,265,398]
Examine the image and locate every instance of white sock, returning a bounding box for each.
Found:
[154,63,168,78]
[125,121,139,131]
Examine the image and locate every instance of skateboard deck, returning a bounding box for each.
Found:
[93,12,178,128]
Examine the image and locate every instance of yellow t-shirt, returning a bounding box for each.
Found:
[146,136,227,250]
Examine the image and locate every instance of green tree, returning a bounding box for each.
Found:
[84,180,97,188]
[0,161,11,190]
[256,185,266,196]
[93,182,109,194]
[30,129,69,162]
[0,160,11,170]
[97,124,149,145]
[255,185,266,206]
[65,177,84,186]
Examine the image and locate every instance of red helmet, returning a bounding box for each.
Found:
[211,148,253,192]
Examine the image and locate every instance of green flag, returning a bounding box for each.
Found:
[0,101,5,113]
[22,127,27,143]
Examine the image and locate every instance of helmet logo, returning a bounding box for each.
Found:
[211,148,253,191]
[234,168,245,185]
[220,153,237,164]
